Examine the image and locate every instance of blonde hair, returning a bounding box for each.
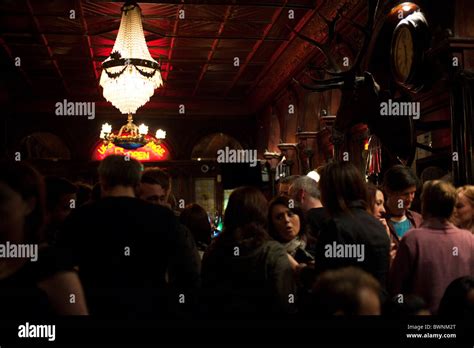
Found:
[457,185,474,206]
[421,180,457,219]
[456,185,474,232]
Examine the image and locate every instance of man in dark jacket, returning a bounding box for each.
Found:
[57,155,200,318]
[289,175,328,241]
[315,200,391,286]
[316,162,390,288]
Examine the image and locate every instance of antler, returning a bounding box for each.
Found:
[292,77,344,91]
[289,5,344,76]
[292,0,379,91]
[338,0,379,75]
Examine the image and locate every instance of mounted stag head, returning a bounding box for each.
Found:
[291,0,387,161]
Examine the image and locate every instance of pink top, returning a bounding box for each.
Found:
[389,218,474,314]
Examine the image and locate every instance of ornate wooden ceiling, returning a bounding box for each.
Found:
[0,0,365,117]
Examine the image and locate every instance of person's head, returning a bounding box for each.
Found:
[367,183,386,219]
[383,165,418,216]
[221,186,269,247]
[75,182,92,207]
[319,161,368,217]
[277,175,299,196]
[453,185,474,231]
[45,176,77,226]
[420,166,447,183]
[312,267,381,315]
[438,276,474,318]
[0,161,46,244]
[138,168,171,207]
[288,175,321,211]
[420,180,457,220]
[98,155,143,194]
[180,204,212,246]
[268,195,305,243]
[224,186,267,231]
[385,294,431,316]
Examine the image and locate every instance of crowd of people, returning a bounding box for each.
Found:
[0,155,473,319]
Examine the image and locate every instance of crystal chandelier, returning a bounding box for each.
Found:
[99,2,163,114]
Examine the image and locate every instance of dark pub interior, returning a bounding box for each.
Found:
[0,0,473,345]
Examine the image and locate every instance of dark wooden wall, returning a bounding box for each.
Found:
[256,0,474,185]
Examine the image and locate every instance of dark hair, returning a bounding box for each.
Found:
[141,168,170,191]
[319,162,369,216]
[385,294,429,316]
[420,166,447,183]
[383,165,418,193]
[438,276,474,318]
[366,183,378,213]
[366,183,386,215]
[219,186,270,248]
[180,204,212,246]
[268,195,307,242]
[98,155,143,189]
[44,176,77,210]
[0,161,46,243]
[421,180,457,219]
[312,266,381,316]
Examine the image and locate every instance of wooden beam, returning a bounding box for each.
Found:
[26,0,70,95]
[77,0,101,96]
[0,37,33,88]
[92,0,315,10]
[161,4,183,95]
[224,0,288,96]
[192,6,233,96]
[10,98,252,117]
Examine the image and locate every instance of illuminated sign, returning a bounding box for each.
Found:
[92,136,170,162]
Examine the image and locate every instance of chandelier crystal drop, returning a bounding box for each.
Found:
[100,2,163,114]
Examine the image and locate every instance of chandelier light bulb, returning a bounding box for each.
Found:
[101,123,112,134]
[156,129,166,139]
[138,123,149,135]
